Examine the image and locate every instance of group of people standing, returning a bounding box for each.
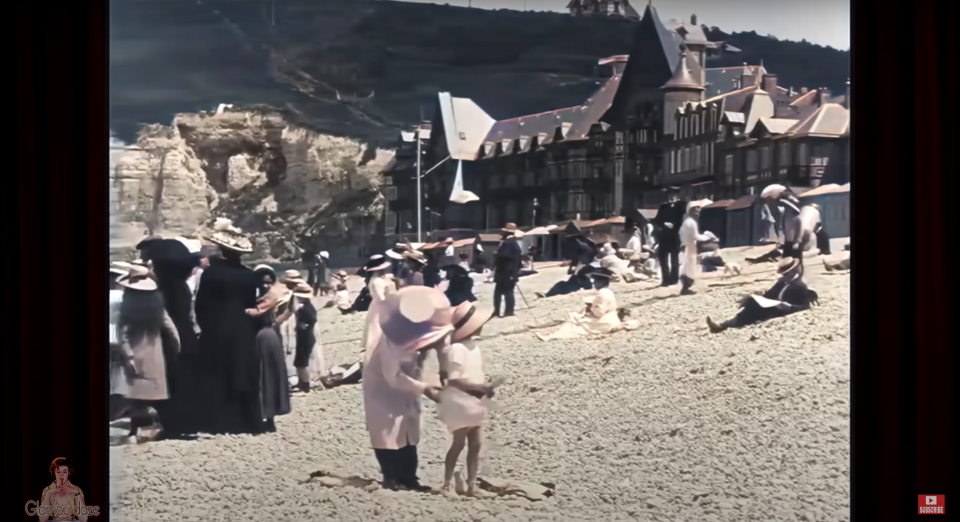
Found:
[109,228,325,442]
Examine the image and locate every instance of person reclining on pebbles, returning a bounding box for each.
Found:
[535,268,624,341]
[535,265,595,298]
[822,257,851,271]
[597,243,648,283]
[706,257,820,333]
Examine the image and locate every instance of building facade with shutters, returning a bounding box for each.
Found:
[381,5,849,239]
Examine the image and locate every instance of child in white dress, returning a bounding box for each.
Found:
[438,301,496,496]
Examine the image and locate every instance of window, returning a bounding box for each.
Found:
[383,176,393,185]
[761,146,772,169]
[695,145,702,170]
[384,186,398,201]
[692,114,699,135]
[384,211,397,234]
[778,142,791,166]
[724,154,734,174]
[747,150,759,171]
[670,150,676,173]
[798,143,809,164]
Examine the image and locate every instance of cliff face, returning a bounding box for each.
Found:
[109,109,391,262]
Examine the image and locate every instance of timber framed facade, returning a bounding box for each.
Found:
[382,6,850,239]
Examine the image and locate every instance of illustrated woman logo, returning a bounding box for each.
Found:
[24,457,99,521]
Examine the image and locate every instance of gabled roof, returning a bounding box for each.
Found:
[553,75,621,141]
[666,18,709,45]
[484,106,581,145]
[437,93,497,161]
[787,103,849,138]
[750,117,799,137]
[799,183,841,197]
[741,89,774,134]
[726,195,757,211]
[790,89,818,106]
[704,65,766,99]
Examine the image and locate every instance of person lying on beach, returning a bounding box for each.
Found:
[535,265,594,298]
[439,302,496,497]
[597,243,648,283]
[535,268,622,341]
[706,257,820,333]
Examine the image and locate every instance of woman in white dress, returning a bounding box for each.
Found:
[363,257,398,362]
[679,201,712,295]
[535,268,621,341]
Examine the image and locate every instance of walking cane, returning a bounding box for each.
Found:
[515,279,531,309]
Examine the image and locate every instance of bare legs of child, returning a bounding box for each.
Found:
[443,426,484,496]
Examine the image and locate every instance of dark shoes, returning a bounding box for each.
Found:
[680,288,697,295]
[382,479,432,493]
[706,317,725,334]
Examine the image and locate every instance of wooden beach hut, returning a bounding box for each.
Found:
[699,199,735,247]
[724,195,761,247]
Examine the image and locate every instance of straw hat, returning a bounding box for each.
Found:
[599,243,617,256]
[385,248,404,260]
[206,231,253,253]
[761,184,787,200]
[777,257,802,275]
[686,200,703,213]
[402,251,427,265]
[320,251,329,259]
[450,302,494,342]
[117,265,157,291]
[379,286,454,351]
[292,282,313,298]
[501,222,518,234]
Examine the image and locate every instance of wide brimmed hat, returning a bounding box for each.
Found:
[175,237,202,253]
[402,251,427,264]
[206,231,253,253]
[320,251,329,259]
[379,286,454,351]
[761,184,787,200]
[385,248,405,260]
[281,269,305,285]
[117,265,157,291]
[686,200,704,213]
[110,261,132,276]
[292,282,313,298]
[256,284,290,313]
[253,264,276,277]
[451,302,495,342]
[501,222,519,234]
[777,257,802,274]
[367,259,393,272]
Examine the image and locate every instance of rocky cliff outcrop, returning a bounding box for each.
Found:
[109,109,392,261]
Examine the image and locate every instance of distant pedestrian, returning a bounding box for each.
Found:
[292,283,318,393]
[493,223,524,318]
[679,201,712,295]
[653,186,686,286]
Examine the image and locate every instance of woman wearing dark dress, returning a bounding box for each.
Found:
[291,283,318,393]
[254,304,292,433]
[172,231,262,436]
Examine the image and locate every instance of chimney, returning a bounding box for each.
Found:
[761,74,778,92]
[800,87,809,94]
[690,13,697,25]
[845,79,851,109]
[817,87,830,106]
[740,69,755,88]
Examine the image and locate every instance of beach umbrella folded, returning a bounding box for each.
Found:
[449,161,480,204]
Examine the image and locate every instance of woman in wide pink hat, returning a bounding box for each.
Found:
[362,286,452,491]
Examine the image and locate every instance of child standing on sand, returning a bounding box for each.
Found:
[439,301,496,496]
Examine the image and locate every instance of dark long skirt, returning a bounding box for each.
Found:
[373,445,421,487]
[257,328,292,422]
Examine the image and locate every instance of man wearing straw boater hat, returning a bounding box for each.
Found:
[172,223,263,436]
[706,257,820,333]
[290,282,319,394]
[652,186,686,287]
[493,223,524,318]
[362,286,450,491]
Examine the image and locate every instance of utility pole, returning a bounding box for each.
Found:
[416,126,423,243]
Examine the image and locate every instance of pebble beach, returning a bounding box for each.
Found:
[111,241,851,522]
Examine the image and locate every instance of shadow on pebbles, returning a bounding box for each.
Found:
[111,252,850,522]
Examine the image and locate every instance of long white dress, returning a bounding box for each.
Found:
[535,287,621,341]
[363,275,396,362]
[679,216,711,281]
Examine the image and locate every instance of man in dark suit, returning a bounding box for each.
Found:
[705,257,819,333]
[493,222,524,317]
[652,186,686,286]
